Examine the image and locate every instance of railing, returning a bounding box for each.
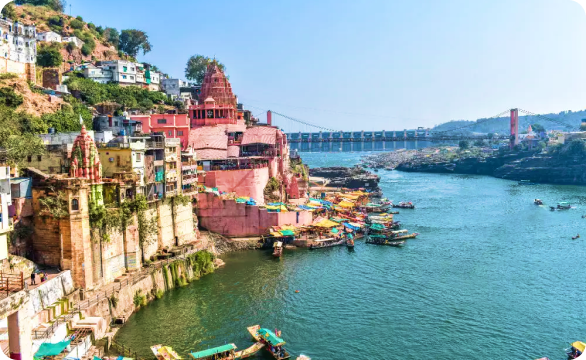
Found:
[146,141,164,149]
[241,150,276,157]
[182,178,197,185]
[0,272,23,295]
[110,341,147,360]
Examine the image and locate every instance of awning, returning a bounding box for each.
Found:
[314,219,339,228]
[572,341,586,352]
[279,230,295,236]
[343,222,361,231]
[34,340,72,357]
[190,344,237,359]
[258,328,285,346]
[338,201,355,209]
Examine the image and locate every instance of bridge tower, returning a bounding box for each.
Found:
[510,108,519,149]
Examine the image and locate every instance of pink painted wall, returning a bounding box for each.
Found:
[196,193,313,237]
[204,168,270,205]
[131,114,190,149]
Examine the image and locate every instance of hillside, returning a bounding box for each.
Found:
[0,74,63,117]
[13,4,123,70]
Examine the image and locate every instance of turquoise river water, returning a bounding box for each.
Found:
[115,152,586,360]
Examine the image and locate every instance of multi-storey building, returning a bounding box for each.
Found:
[161,78,189,98]
[0,166,12,264]
[164,137,181,197]
[83,64,113,84]
[181,149,198,195]
[100,60,138,86]
[36,30,61,43]
[130,114,190,149]
[0,18,36,82]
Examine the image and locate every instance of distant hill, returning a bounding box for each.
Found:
[432,110,586,135]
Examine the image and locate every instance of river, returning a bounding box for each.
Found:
[115,152,586,360]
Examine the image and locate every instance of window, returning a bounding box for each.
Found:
[131,67,135,71]
[130,76,134,80]
[136,153,141,162]
[71,198,79,211]
[27,156,32,162]
[122,75,127,80]
[157,119,167,124]
[123,66,128,72]
[168,131,172,137]
[177,131,183,136]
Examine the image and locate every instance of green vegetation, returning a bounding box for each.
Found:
[1,3,16,19]
[15,0,65,12]
[38,188,68,219]
[109,293,119,309]
[185,55,225,84]
[0,88,24,108]
[65,76,167,109]
[458,140,470,150]
[187,251,215,279]
[133,290,147,308]
[37,43,63,68]
[119,29,152,57]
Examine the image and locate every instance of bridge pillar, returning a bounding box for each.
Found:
[510,108,519,149]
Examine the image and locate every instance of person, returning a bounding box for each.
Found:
[30,272,36,285]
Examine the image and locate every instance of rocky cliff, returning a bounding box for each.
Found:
[309,166,381,191]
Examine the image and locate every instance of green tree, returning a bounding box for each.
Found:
[0,88,23,108]
[65,41,77,54]
[473,139,485,147]
[185,55,225,84]
[70,18,84,30]
[103,28,119,48]
[459,140,470,150]
[567,139,586,156]
[37,46,63,67]
[14,0,65,12]
[1,3,16,19]
[531,123,545,134]
[119,29,152,57]
[81,44,92,56]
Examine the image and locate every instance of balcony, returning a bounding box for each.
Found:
[146,141,164,149]
[153,160,164,167]
[182,177,197,185]
[165,189,177,197]
[181,163,197,170]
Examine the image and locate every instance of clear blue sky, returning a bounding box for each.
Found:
[64,0,586,131]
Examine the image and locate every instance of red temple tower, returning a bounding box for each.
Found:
[189,61,243,128]
[70,125,102,183]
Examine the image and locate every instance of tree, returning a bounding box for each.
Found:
[531,123,545,134]
[487,133,494,140]
[103,28,119,48]
[473,139,485,147]
[70,18,84,30]
[0,88,23,108]
[119,29,152,57]
[185,55,225,84]
[1,3,16,19]
[14,0,65,12]
[81,44,92,56]
[459,140,469,150]
[567,139,586,156]
[37,46,63,67]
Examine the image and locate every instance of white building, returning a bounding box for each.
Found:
[149,70,160,91]
[101,60,137,85]
[82,64,113,84]
[37,31,62,43]
[62,36,84,48]
[0,18,37,65]
[161,78,189,97]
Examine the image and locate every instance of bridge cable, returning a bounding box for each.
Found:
[433,109,511,134]
[270,110,339,132]
[517,109,576,130]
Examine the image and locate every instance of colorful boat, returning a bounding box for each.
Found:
[567,341,586,359]
[273,241,283,257]
[247,325,290,360]
[189,344,237,360]
[392,202,415,209]
[151,345,182,360]
[308,238,345,250]
[234,342,265,359]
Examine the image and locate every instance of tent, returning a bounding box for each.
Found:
[34,340,72,358]
[314,219,339,228]
[338,201,355,209]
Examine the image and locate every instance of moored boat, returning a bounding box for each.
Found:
[273,241,283,257]
[247,325,290,360]
[365,235,406,247]
[234,342,265,359]
[189,344,237,360]
[309,238,345,250]
[392,202,415,209]
[567,341,586,359]
[534,199,543,205]
[346,238,354,248]
[152,345,182,360]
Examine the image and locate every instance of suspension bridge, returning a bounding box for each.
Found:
[262,108,580,152]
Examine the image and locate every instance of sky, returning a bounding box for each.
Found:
[61,0,586,132]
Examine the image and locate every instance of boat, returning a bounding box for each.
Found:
[234,342,265,359]
[346,238,354,248]
[365,235,406,247]
[272,241,283,257]
[393,233,419,241]
[296,356,311,360]
[392,202,415,209]
[360,203,390,213]
[534,199,543,205]
[189,344,237,360]
[151,345,182,360]
[567,341,586,359]
[247,325,290,360]
[551,202,572,211]
[308,238,345,250]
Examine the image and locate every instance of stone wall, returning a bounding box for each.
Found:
[156,199,175,249]
[197,193,313,237]
[204,168,270,205]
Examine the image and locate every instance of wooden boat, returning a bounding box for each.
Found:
[392,202,415,209]
[551,202,572,211]
[393,233,419,240]
[346,238,354,248]
[247,325,290,360]
[360,203,390,213]
[309,238,345,250]
[566,341,586,359]
[190,344,238,360]
[151,345,182,360]
[272,241,283,257]
[366,235,406,247]
[235,342,265,359]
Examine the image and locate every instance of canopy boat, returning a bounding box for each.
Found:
[273,241,283,258]
[346,238,354,248]
[393,232,419,240]
[392,202,415,209]
[309,237,345,250]
[234,342,265,359]
[189,344,237,360]
[365,235,406,247]
[551,202,572,211]
[360,203,390,213]
[247,325,290,360]
[567,341,586,359]
[152,345,182,360]
[534,199,543,205]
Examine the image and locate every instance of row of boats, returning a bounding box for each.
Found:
[152,325,301,360]
[534,199,573,211]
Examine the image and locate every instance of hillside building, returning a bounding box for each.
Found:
[0,18,37,83]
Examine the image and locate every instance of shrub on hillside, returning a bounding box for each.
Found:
[36,45,63,67]
[70,19,84,30]
[0,88,23,108]
[81,44,92,56]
